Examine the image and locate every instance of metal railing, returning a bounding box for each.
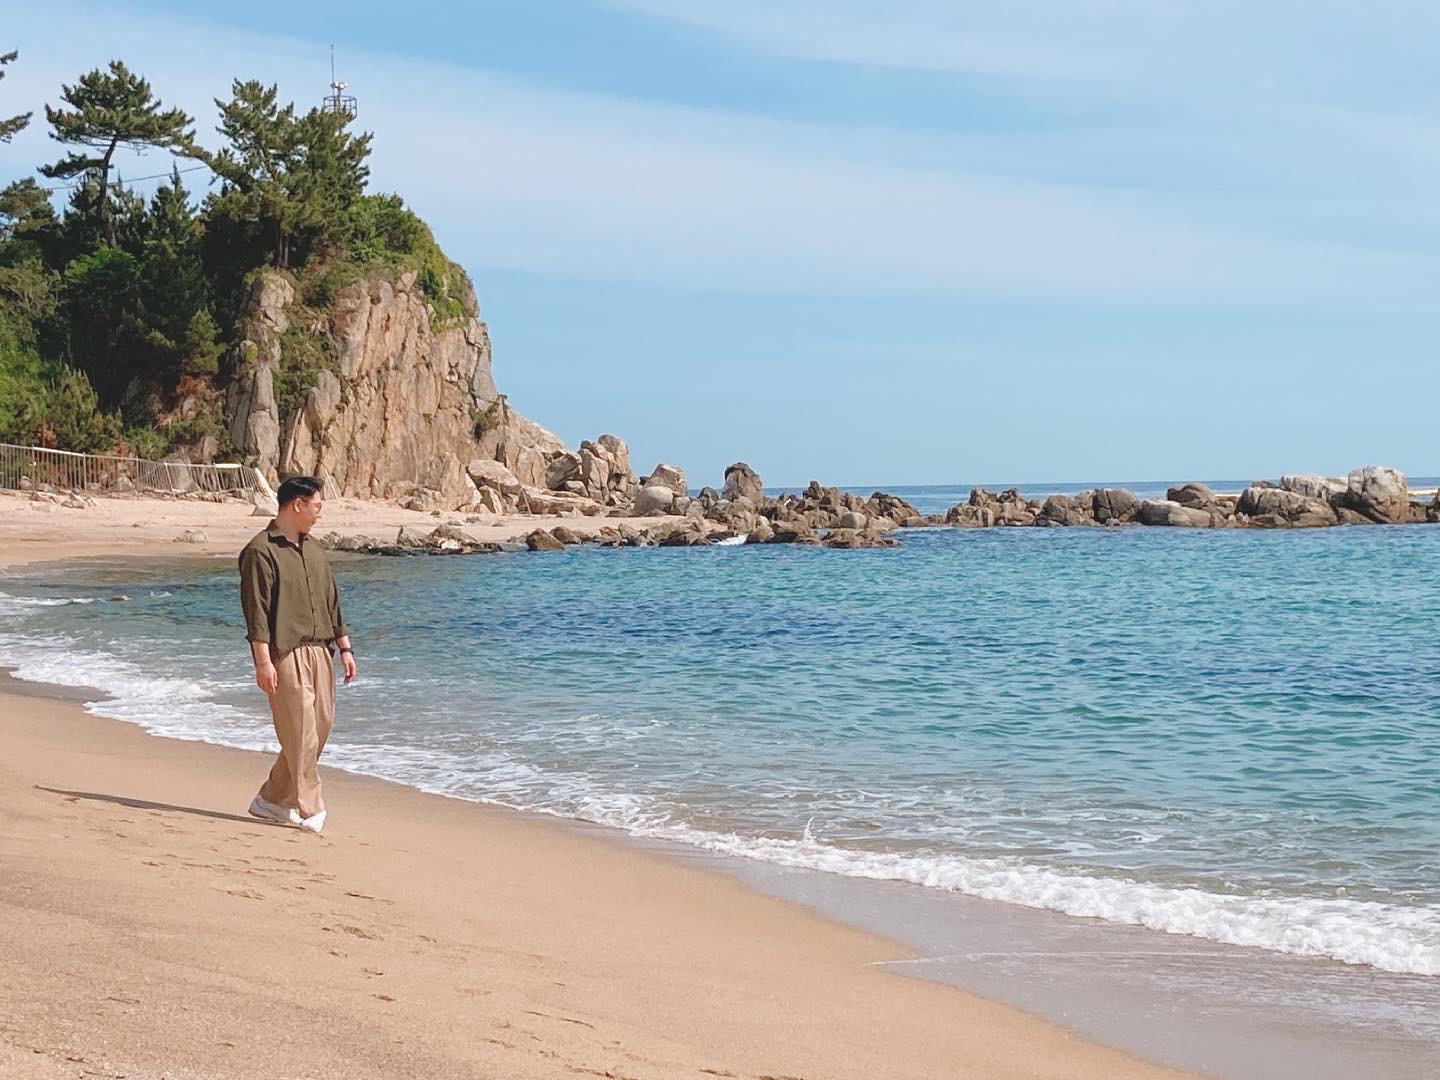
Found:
[0,443,260,497]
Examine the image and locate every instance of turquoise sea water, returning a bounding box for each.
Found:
[2,512,1438,978]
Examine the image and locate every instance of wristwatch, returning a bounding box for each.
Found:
[338,646,354,654]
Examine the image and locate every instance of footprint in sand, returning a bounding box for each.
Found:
[322,923,381,940]
[522,1009,596,1030]
[343,890,394,904]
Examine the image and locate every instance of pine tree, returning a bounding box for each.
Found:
[0,50,31,143]
[39,61,196,246]
[34,366,120,452]
[204,80,371,268]
[61,244,139,400]
[0,179,57,246]
[108,176,150,255]
[148,166,196,249]
[0,179,60,433]
[132,167,212,382]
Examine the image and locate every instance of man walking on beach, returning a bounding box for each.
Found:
[238,475,355,835]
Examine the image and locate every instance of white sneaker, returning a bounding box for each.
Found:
[299,809,327,835]
[248,794,302,826]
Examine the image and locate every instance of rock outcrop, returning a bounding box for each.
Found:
[538,435,638,509]
[229,269,483,498]
[941,466,1428,533]
[226,273,293,473]
[722,462,763,503]
[1340,465,1410,524]
[1092,488,1140,524]
[1279,474,1346,501]
[1040,493,1090,527]
[1138,499,1214,528]
[633,485,676,516]
[640,463,687,498]
[1236,486,1337,528]
[1167,482,1217,510]
[226,267,572,511]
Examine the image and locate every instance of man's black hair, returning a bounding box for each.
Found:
[276,475,324,509]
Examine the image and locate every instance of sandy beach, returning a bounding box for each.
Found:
[0,495,1207,1078]
[0,489,702,569]
[0,672,1203,1080]
[2,1,1433,1071]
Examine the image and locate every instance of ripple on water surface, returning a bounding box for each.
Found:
[1,524,1438,973]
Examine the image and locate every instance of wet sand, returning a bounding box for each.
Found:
[0,676,1197,1080]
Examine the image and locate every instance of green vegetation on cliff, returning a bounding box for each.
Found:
[0,51,476,457]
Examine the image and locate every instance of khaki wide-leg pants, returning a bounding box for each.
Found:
[258,643,335,819]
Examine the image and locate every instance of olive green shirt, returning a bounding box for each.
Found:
[238,522,348,655]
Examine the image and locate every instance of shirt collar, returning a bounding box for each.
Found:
[266,520,307,548]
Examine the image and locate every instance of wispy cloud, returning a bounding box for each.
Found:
[610,1,1440,208]
[609,0,1440,107]
[610,0,1158,84]
[2,2,1436,308]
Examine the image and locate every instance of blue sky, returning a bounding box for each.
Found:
[3,1,1437,486]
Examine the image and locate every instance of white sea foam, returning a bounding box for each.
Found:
[713,534,748,546]
[2,592,1438,978]
[654,829,1440,976]
[276,736,1440,977]
[0,622,274,754]
[5,596,100,606]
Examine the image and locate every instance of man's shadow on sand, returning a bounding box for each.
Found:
[36,786,286,826]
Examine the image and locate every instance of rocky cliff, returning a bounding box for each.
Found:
[225,267,568,509]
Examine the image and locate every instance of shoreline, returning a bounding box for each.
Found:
[0,489,696,570]
[4,465,1438,573]
[0,672,1194,1080]
[5,508,1440,1076]
[8,656,1440,1080]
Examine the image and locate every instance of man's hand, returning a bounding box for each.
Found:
[341,650,356,685]
[255,660,278,695]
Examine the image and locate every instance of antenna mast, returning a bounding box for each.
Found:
[322,44,357,119]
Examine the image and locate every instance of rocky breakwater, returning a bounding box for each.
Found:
[316,461,925,555]
[469,455,918,549]
[464,431,641,517]
[645,463,917,549]
[943,466,1436,531]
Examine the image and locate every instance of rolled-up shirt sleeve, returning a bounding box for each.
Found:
[329,575,348,641]
[239,547,275,643]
